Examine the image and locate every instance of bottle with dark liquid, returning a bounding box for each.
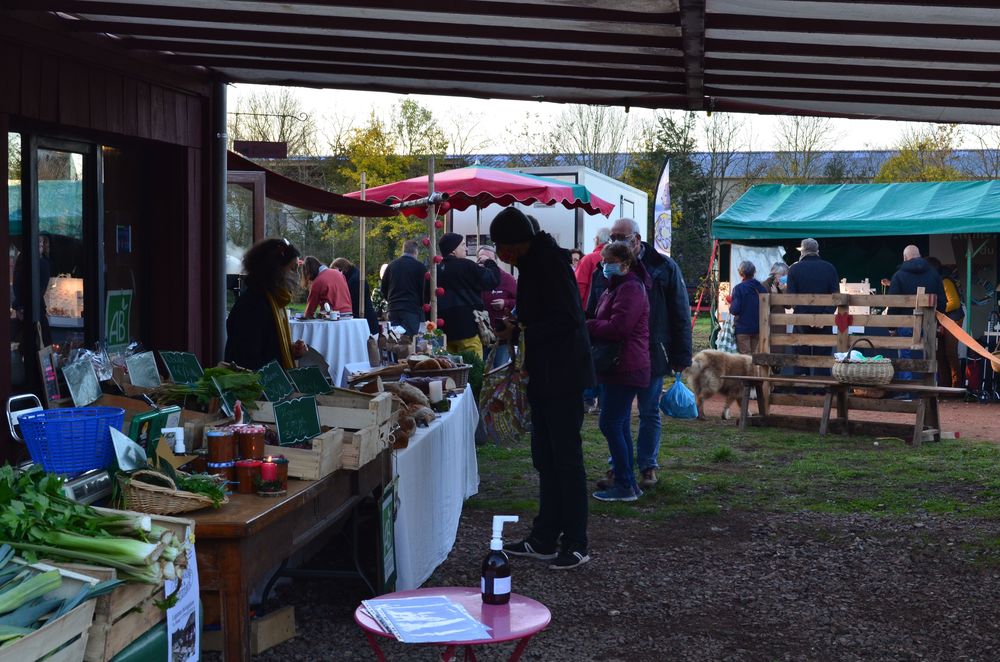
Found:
[481,515,518,605]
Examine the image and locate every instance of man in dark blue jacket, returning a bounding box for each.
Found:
[380,240,427,336]
[491,207,595,570]
[787,238,840,375]
[586,218,693,490]
[888,244,946,384]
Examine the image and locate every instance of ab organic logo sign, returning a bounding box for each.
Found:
[105,289,133,348]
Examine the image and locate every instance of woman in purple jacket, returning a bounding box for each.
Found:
[586,241,650,501]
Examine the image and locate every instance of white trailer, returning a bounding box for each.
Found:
[447,165,648,254]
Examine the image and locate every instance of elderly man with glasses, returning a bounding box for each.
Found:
[585,218,692,490]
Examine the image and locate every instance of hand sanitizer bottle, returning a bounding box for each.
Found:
[481,515,518,605]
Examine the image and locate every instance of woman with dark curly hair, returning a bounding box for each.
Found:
[224,238,307,370]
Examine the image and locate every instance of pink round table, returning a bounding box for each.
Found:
[354,587,551,661]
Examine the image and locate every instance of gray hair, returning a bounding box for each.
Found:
[738,261,757,278]
[769,262,788,277]
[617,218,642,236]
[596,227,611,244]
[402,240,419,256]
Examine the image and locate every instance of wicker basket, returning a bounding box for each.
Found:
[408,364,472,389]
[119,469,228,515]
[833,339,894,386]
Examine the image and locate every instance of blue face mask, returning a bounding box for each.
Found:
[603,263,622,279]
[778,275,788,286]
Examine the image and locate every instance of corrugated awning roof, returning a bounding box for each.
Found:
[9,1,1000,124]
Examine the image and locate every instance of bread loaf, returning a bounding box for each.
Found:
[415,358,441,371]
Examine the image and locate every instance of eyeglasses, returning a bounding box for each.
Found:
[609,233,634,242]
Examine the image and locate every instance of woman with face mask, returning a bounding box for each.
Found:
[585,241,651,502]
[224,238,308,370]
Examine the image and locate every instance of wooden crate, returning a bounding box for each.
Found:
[263,428,344,480]
[0,562,99,662]
[202,605,296,655]
[342,417,395,470]
[54,509,195,662]
[253,390,393,430]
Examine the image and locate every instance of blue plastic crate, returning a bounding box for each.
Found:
[18,406,124,475]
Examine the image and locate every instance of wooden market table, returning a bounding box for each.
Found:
[190,449,391,661]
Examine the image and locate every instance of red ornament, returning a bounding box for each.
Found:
[435,287,445,297]
[423,303,432,313]
[421,237,431,247]
[436,318,445,328]
[434,220,444,229]
[433,255,443,264]
[424,271,431,281]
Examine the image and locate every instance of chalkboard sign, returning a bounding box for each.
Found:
[159,351,204,384]
[62,359,102,407]
[125,351,162,388]
[286,366,332,396]
[257,361,295,402]
[273,395,321,445]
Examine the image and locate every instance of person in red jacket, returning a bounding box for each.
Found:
[575,227,611,304]
[302,256,352,318]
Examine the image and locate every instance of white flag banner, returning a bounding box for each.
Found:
[653,158,671,256]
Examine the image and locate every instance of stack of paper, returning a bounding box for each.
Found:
[361,595,491,643]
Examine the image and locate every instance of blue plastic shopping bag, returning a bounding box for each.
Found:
[659,373,698,419]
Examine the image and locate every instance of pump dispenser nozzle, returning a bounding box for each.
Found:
[490,515,518,550]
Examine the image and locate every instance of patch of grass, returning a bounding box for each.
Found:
[471,413,1000,525]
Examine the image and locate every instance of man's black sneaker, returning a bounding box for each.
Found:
[503,539,558,561]
[549,550,590,570]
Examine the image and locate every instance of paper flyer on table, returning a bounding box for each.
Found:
[362,595,491,643]
[165,541,200,662]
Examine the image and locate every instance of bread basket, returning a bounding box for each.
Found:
[118,469,229,515]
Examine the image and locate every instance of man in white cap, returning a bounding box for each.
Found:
[787,238,839,373]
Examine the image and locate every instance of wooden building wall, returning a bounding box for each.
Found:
[0,15,221,455]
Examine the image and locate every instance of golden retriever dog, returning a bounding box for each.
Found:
[684,350,753,420]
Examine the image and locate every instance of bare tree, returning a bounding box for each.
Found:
[966,125,1000,179]
[7,133,21,180]
[701,113,758,220]
[767,115,837,183]
[502,112,560,167]
[446,112,492,164]
[549,104,633,177]
[228,88,319,156]
[392,99,448,157]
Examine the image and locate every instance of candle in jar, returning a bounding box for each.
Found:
[260,458,278,482]
[428,380,443,403]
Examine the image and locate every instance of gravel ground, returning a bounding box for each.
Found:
[252,507,1000,661]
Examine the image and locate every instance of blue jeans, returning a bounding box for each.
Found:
[635,375,665,471]
[599,384,641,491]
[490,342,511,369]
[897,327,915,381]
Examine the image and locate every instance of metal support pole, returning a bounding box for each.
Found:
[213,79,228,362]
[360,172,367,327]
[428,158,438,326]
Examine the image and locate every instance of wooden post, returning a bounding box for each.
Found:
[359,172,367,327]
[428,158,438,326]
[758,292,772,415]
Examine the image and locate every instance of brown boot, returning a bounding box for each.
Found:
[639,468,658,489]
[596,469,614,490]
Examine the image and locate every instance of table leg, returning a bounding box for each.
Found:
[508,634,536,662]
[819,390,832,436]
[837,388,849,436]
[739,383,751,432]
[220,581,251,661]
[363,631,388,662]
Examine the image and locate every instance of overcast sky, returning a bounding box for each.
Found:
[228,83,986,155]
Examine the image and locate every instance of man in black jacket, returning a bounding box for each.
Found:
[380,240,426,336]
[888,244,947,384]
[435,233,500,358]
[491,207,595,570]
[586,218,692,489]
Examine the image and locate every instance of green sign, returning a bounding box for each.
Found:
[124,351,161,388]
[272,395,321,445]
[380,478,398,593]
[105,289,133,349]
[286,366,332,396]
[257,361,295,402]
[62,359,102,407]
[160,351,204,384]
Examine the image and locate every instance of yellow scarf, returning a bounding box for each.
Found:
[265,289,295,369]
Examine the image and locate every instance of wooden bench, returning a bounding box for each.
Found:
[728,291,964,445]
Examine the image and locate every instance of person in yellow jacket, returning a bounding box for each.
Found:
[928,257,964,389]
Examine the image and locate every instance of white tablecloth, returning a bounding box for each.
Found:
[290,318,371,386]
[393,385,480,590]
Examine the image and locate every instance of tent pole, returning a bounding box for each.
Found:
[428,157,438,328]
[966,236,972,333]
[476,207,481,252]
[360,172,367,331]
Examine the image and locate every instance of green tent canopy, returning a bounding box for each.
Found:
[713,181,1000,240]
